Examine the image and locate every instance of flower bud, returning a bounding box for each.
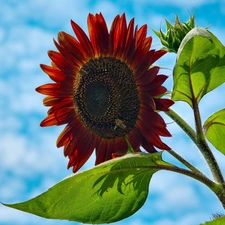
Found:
[153,14,195,53]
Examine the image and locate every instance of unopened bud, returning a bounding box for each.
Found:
[153,14,195,53]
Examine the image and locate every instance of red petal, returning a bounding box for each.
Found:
[40,108,74,126]
[47,99,73,115]
[40,64,67,83]
[134,50,155,75]
[127,128,142,151]
[109,15,120,55]
[105,139,116,161]
[148,86,167,96]
[95,139,108,165]
[36,83,72,97]
[139,92,156,110]
[137,24,147,46]
[53,39,80,70]
[135,66,159,84]
[48,50,75,75]
[152,50,167,64]
[131,43,153,72]
[116,14,127,57]
[43,96,61,106]
[137,36,152,55]
[137,120,171,150]
[95,138,116,165]
[140,109,167,128]
[70,133,97,172]
[57,32,87,65]
[139,112,171,137]
[43,96,72,107]
[114,137,128,155]
[141,138,157,153]
[110,14,127,57]
[154,98,174,111]
[122,18,135,60]
[57,118,81,148]
[71,19,94,58]
[141,75,168,92]
[87,14,100,56]
[65,125,90,157]
[89,13,109,56]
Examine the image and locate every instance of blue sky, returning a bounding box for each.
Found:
[1,0,225,225]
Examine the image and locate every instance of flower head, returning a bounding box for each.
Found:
[36,13,173,173]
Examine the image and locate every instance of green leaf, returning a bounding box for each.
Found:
[172,27,225,107]
[200,215,225,225]
[176,27,212,59]
[203,109,225,155]
[3,152,171,224]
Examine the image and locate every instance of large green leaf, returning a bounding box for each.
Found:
[203,109,225,155]
[200,215,225,225]
[172,27,225,107]
[3,152,171,224]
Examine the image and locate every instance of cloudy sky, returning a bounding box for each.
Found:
[1,0,225,225]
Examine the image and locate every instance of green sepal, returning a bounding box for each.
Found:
[153,14,195,53]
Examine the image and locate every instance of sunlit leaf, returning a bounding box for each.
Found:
[203,109,225,155]
[3,152,172,224]
[172,27,225,107]
[200,215,225,225]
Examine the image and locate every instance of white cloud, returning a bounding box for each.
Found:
[132,0,217,8]
[1,132,62,176]
[0,204,83,225]
[0,178,26,202]
[1,1,225,225]
[156,184,199,212]
[90,1,121,19]
[151,212,208,225]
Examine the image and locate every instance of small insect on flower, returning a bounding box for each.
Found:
[114,119,127,130]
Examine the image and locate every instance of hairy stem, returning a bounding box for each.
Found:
[168,150,203,175]
[152,163,216,191]
[166,109,196,142]
[215,184,225,210]
[192,99,224,184]
[152,164,225,209]
[166,108,224,184]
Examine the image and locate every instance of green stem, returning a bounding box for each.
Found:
[153,164,216,191]
[168,150,203,175]
[214,183,225,209]
[152,164,225,209]
[124,137,135,153]
[166,108,224,184]
[165,109,196,142]
[192,99,224,184]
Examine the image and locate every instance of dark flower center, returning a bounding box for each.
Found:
[84,82,110,118]
[73,57,140,139]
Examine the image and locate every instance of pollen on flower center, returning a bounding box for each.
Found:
[73,57,140,139]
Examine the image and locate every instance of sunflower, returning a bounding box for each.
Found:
[36,13,173,173]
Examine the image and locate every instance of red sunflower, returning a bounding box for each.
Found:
[36,13,173,173]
